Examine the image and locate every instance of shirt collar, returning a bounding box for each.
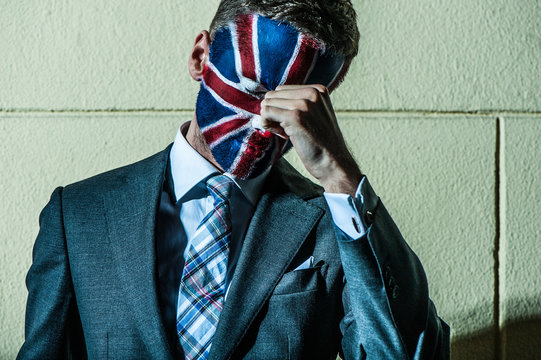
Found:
[169,122,270,205]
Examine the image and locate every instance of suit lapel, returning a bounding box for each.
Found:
[209,160,325,360]
[101,149,323,359]
[103,146,173,359]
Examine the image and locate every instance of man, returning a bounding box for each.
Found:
[18,0,450,359]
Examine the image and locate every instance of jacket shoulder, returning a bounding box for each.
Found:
[270,158,324,199]
[62,145,171,200]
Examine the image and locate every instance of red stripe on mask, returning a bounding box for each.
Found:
[284,36,319,85]
[203,65,262,115]
[202,117,251,145]
[235,14,257,81]
[231,131,273,178]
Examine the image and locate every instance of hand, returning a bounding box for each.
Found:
[260,84,363,196]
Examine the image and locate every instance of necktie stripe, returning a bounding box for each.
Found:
[177,289,224,322]
[183,240,229,279]
[179,288,223,319]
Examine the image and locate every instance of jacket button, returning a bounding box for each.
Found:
[392,285,400,299]
[384,265,392,281]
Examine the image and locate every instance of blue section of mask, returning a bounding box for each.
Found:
[305,51,345,87]
[195,85,237,130]
[209,27,240,83]
[211,128,249,170]
[257,16,300,90]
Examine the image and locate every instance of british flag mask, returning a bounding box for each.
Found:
[196,13,348,179]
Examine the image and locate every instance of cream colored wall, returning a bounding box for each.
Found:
[1,1,540,359]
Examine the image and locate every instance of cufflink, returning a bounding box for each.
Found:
[351,217,361,233]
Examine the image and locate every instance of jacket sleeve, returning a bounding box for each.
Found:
[335,178,450,359]
[17,187,86,360]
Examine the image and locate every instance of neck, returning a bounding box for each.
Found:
[186,115,224,172]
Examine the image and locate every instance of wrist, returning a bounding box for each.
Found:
[318,156,363,197]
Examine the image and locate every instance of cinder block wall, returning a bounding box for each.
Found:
[1,1,540,358]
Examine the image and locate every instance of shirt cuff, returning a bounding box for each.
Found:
[323,177,368,240]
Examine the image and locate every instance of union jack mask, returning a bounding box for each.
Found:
[196,13,348,179]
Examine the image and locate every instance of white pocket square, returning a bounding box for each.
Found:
[292,256,314,271]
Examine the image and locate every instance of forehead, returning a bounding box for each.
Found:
[209,13,345,90]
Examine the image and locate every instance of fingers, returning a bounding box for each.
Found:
[259,121,288,139]
[258,83,335,139]
[258,105,290,138]
[261,97,311,111]
[265,84,329,102]
[260,104,301,138]
[275,84,329,94]
[264,84,333,117]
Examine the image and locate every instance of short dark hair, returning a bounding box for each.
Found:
[209,0,359,62]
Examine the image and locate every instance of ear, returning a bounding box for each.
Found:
[188,30,211,81]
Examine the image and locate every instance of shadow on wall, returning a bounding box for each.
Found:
[452,317,541,360]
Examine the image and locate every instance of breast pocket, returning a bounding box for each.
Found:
[272,263,328,295]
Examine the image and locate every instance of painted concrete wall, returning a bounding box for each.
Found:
[1,1,539,359]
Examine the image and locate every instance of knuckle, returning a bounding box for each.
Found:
[299,99,310,112]
[292,109,303,121]
[316,84,328,94]
[308,88,320,102]
[260,118,273,129]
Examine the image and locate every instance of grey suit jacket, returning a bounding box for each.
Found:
[18,146,450,359]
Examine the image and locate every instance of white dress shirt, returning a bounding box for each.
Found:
[169,122,368,292]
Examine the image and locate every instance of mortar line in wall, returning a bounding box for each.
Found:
[0,108,193,114]
[494,117,502,360]
[2,108,541,117]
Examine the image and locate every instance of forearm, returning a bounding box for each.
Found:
[327,179,450,359]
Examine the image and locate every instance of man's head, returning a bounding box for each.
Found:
[209,0,359,66]
[189,1,359,179]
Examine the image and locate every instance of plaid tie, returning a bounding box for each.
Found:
[177,174,234,359]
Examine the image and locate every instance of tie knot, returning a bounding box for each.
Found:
[206,174,234,204]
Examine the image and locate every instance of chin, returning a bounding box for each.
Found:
[217,130,289,180]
